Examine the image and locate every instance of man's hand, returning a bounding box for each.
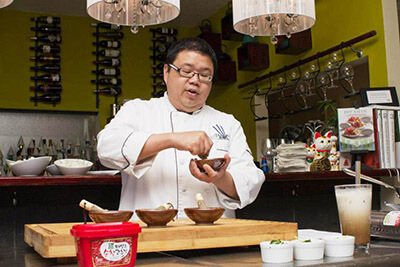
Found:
[172,131,213,158]
[189,154,239,200]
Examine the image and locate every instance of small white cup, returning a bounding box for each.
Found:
[293,239,325,261]
[260,241,293,263]
[323,235,355,257]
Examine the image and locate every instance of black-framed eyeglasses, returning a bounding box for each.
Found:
[168,64,213,83]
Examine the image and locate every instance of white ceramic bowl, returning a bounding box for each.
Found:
[293,239,325,261]
[45,164,62,175]
[6,156,52,176]
[54,159,93,175]
[260,240,293,263]
[323,235,355,257]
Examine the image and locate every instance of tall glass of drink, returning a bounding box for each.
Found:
[334,184,372,250]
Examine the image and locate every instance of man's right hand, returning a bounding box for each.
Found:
[137,131,213,162]
[172,131,213,157]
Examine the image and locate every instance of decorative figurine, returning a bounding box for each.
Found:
[310,132,332,172]
[305,144,316,170]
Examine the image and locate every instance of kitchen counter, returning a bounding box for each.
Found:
[1,237,400,266]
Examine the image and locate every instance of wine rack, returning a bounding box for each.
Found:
[91,23,123,108]
[149,27,178,98]
[30,16,62,107]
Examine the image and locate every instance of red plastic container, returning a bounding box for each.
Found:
[71,222,142,267]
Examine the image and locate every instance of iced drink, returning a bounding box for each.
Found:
[335,184,372,247]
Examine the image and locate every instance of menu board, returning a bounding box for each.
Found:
[337,107,375,152]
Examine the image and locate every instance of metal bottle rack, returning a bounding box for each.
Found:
[91,23,123,108]
[149,27,178,98]
[30,16,62,107]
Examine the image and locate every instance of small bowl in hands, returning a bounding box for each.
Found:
[323,235,355,257]
[45,164,62,175]
[54,159,93,175]
[89,210,133,223]
[6,156,52,176]
[260,240,293,263]
[135,209,178,227]
[184,207,225,224]
[194,158,226,172]
[293,239,325,261]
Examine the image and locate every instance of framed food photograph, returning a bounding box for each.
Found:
[360,87,399,107]
[337,107,375,152]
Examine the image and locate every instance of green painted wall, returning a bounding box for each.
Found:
[0,0,389,156]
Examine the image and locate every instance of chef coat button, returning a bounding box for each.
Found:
[181,188,187,193]
[179,159,185,165]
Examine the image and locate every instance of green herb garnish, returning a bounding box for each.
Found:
[270,239,283,244]
[303,239,311,242]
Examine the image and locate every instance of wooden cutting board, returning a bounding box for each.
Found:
[25,218,297,259]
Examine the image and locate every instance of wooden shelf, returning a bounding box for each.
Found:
[266,169,396,182]
[0,175,121,186]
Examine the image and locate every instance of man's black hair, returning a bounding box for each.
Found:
[166,37,218,73]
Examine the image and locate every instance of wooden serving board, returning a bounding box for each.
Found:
[25,218,297,259]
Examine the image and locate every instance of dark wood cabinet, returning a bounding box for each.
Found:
[237,42,270,71]
[198,32,222,53]
[214,59,237,85]
[221,13,243,41]
[275,29,312,55]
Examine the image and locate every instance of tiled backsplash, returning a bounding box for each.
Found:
[0,109,99,159]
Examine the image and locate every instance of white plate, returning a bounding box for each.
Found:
[86,170,120,176]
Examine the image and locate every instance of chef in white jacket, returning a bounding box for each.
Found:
[97,37,265,219]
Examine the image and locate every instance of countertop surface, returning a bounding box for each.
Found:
[2,237,400,266]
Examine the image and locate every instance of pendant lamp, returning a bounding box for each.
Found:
[0,0,13,8]
[233,0,316,44]
[87,0,180,33]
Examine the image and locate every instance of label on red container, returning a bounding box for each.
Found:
[91,237,133,267]
[383,211,400,226]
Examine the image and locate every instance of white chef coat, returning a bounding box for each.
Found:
[97,94,265,219]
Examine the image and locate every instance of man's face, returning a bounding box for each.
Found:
[163,50,213,113]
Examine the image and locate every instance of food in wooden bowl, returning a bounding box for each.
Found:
[194,157,225,172]
[89,210,133,223]
[136,201,177,227]
[184,193,224,224]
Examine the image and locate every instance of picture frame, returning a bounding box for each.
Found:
[360,87,399,107]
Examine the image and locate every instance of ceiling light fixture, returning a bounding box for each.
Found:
[232,0,316,44]
[0,0,13,8]
[87,0,180,34]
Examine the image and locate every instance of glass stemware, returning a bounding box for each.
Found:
[317,71,330,102]
[295,79,311,110]
[340,63,357,95]
[325,61,338,89]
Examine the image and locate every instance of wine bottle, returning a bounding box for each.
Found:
[93,49,121,58]
[151,36,176,44]
[91,23,121,30]
[30,45,60,54]
[30,64,61,72]
[149,44,167,53]
[30,93,61,103]
[93,87,121,96]
[30,55,61,63]
[31,74,61,82]
[30,34,62,43]
[30,26,61,34]
[92,59,120,67]
[91,68,120,76]
[152,63,165,69]
[91,78,121,85]
[152,81,166,87]
[30,84,62,93]
[31,16,60,24]
[153,27,178,36]
[92,40,121,48]
[150,54,166,61]
[92,32,124,39]
[150,73,164,78]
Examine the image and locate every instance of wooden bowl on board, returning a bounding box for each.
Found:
[184,207,225,224]
[135,209,178,227]
[89,210,133,223]
[194,158,226,172]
